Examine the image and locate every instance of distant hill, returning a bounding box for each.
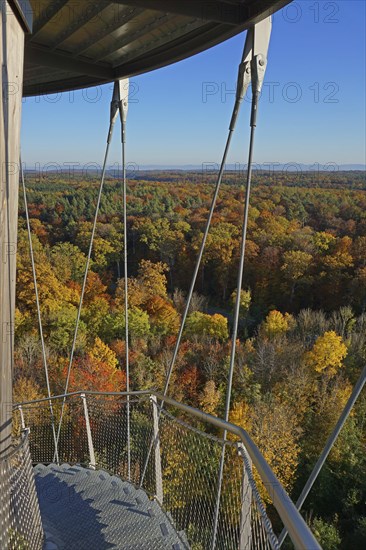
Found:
[130,163,366,172]
[25,164,366,175]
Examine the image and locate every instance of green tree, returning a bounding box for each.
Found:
[311,517,341,550]
[50,242,88,283]
[185,312,228,341]
[230,288,251,315]
[281,250,313,302]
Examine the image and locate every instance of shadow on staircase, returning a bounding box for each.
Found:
[34,464,185,550]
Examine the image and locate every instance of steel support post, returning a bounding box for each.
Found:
[151,395,163,503]
[81,393,96,470]
[18,404,25,430]
[238,444,252,550]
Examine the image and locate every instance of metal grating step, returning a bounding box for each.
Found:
[34,464,187,550]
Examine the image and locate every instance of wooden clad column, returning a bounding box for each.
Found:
[0,1,31,457]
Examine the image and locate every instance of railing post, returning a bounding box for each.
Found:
[151,395,163,503]
[18,405,26,431]
[238,443,252,550]
[80,394,96,470]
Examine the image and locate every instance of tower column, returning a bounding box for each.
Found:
[0,0,32,456]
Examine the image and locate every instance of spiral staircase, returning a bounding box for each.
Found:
[1,391,321,550]
[2,2,364,550]
[34,464,184,550]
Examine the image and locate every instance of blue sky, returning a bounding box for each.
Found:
[21,0,365,169]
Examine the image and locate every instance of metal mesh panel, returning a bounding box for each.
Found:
[142,407,279,550]
[240,446,280,550]
[85,394,154,485]
[16,393,280,549]
[0,433,44,550]
[17,398,88,465]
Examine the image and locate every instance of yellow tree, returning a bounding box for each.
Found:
[230,397,301,496]
[17,229,79,315]
[261,310,294,339]
[282,250,312,280]
[313,231,336,253]
[202,222,239,299]
[185,311,228,341]
[138,259,169,299]
[75,221,116,271]
[199,380,221,415]
[13,376,43,405]
[305,331,347,377]
[89,337,118,370]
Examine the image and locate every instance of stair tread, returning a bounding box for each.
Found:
[34,463,185,550]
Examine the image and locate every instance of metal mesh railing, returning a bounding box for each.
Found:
[0,431,44,550]
[145,405,279,550]
[14,392,281,549]
[86,394,154,483]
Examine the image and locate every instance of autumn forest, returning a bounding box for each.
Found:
[15,169,366,549]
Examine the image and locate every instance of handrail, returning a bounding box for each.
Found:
[13,389,153,407]
[14,389,321,550]
[0,429,30,462]
[153,392,321,550]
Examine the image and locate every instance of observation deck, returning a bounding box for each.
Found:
[0,2,339,550]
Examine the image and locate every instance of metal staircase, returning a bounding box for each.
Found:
[1,3,361,550]
[34,464,184,550]
[11,390,321,550]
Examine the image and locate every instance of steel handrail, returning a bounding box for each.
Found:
[153,392,320,550]
[14,389,321,550]
[0,430,30,462]
[13,389,153,407]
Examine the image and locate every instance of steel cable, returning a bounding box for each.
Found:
[20,156,59,464]
[55,121,116,461]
